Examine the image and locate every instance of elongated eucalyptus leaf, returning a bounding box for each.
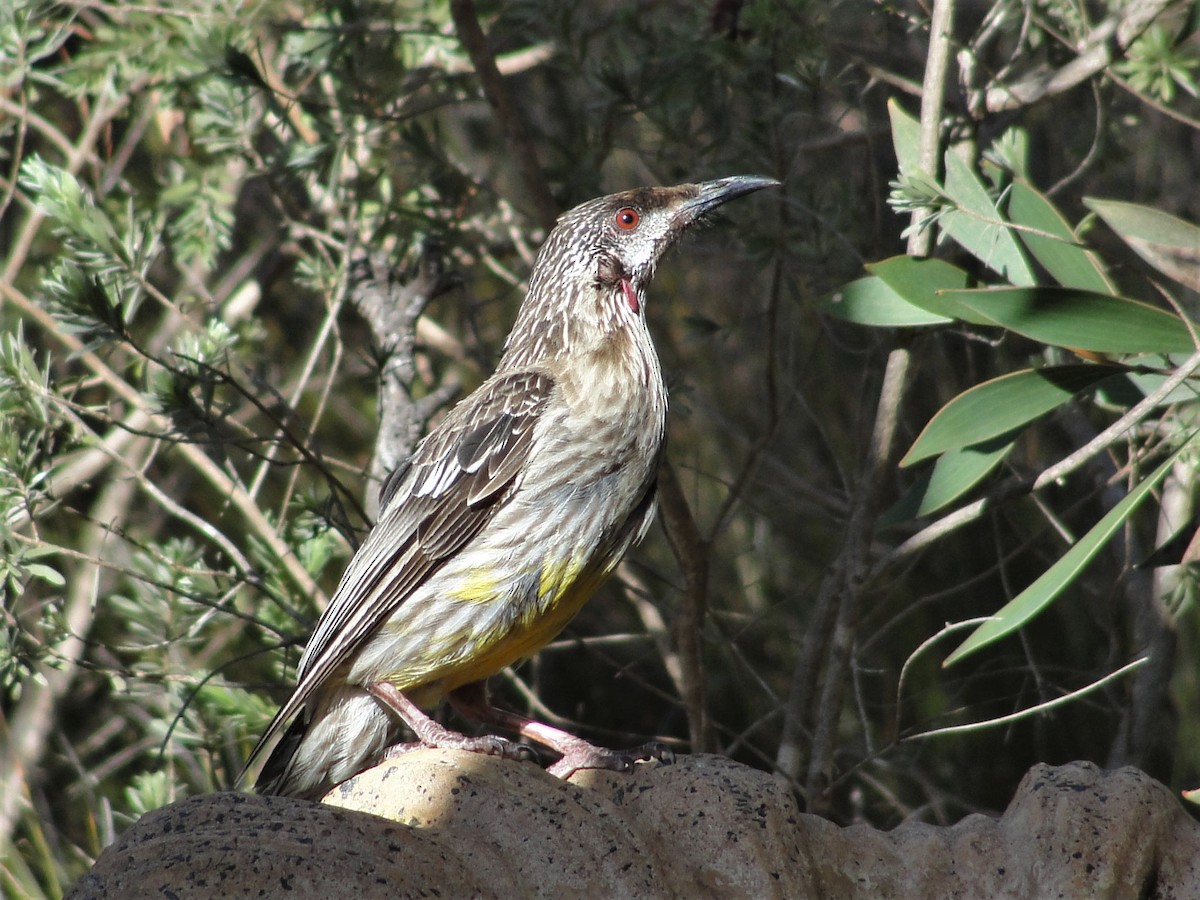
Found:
[888,100,1036,286]
[881,436,1015,525]
[902,365,1123,466]
[951,287,1197,354]
[820,275,953,326]
[1095,371,1200,409]
[888,98,921,177]
[1009,181,1115,294]
[1086,198,1200,292]
[942,146,1036,286]
[867,256,992,324]
[944,442,1192,666]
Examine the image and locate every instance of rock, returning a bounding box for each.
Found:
[67,754,1200,899]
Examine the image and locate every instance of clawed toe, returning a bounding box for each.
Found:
[381,740,423,760]
[441,732,540,765]
[512,743,540,763]
[545,739,676,778]
[628,741,675,766]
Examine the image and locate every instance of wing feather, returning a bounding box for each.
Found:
[242,370,555,783]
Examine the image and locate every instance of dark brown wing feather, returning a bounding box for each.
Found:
[242,370,555,787]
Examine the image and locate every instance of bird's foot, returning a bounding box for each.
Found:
[417,724,538,763]
[445,683,676,778]
[381,740,422,760]
[382,732,536,764]
[367,681,537,764]
[545,738,675,779]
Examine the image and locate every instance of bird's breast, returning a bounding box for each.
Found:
[554,337,667,476]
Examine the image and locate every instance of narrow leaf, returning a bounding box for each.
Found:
[820,276,953,327]
[25,564,66,587]
[902,366,1122,466]
[951,287,1197,354]
[881,436,1015,525]
[867,256,992,325]
[945,443,1191,666]
[1009,181,1115,294]
[1086,198,1200,292]
[1095,372,1200,409]
[887,100,1036,286]
[941,146,1036,286]
[888,99,921,177]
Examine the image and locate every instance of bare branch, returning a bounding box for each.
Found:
[449,0,559,228]
[976,0,1184,114]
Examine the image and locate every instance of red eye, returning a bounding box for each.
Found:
[615,207,640,230]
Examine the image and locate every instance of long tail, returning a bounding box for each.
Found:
[239,688,397,799]
[252,713,318,797]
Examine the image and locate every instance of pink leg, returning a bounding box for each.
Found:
[366,681,533,763]
[448,682,675,778]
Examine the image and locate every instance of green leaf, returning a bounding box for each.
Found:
[24,563,65,587]
[1009,181,1115,294]
[819,275,953,327]
[887,100,1036,286]
[941,145,1036,286]
[1085,198,1200,292]
[985,127,1030,182]
[881,436,1015,525]
[1094,371,1200,409]
[888,98,921,176]
[902,365,1123,466]
[951,287,1197,354]
[866,256,993,325]
[944,441,1192,665]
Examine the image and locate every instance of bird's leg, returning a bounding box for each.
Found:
[448,682,675,778]
[366,681,534,763]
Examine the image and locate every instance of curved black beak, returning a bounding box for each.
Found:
[676,175,781,225]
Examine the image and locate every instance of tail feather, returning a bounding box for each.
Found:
[240,687,399,799]
[254,713,315,797]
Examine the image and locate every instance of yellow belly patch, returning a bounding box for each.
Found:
[451,569,502,604]
[441,560,612,692]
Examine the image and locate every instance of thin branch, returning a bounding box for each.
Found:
[977,0,1183,114]
[894,617,992,736]
[785,0,954,814]
[905,657,1148,740]
[1033,347,1200,492]
[618,565,686,705]
[656,460,712,752]
[448,0,558,228]
[1,280,325,604]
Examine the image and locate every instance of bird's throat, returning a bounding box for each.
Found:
[620,277,639,314]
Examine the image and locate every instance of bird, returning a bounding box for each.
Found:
[240,175,779,799]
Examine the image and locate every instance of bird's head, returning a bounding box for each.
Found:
[502,176,778,367]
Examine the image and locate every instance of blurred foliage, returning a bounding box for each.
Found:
[3,0,1200,893]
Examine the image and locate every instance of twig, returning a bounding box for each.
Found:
[618,565,687,704]
[1,280,324,604]
[656,461,712,752]
[905,657,1147,740]
[783,0,954,813]
[976,0,1182,114]
[448,0,558,228]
